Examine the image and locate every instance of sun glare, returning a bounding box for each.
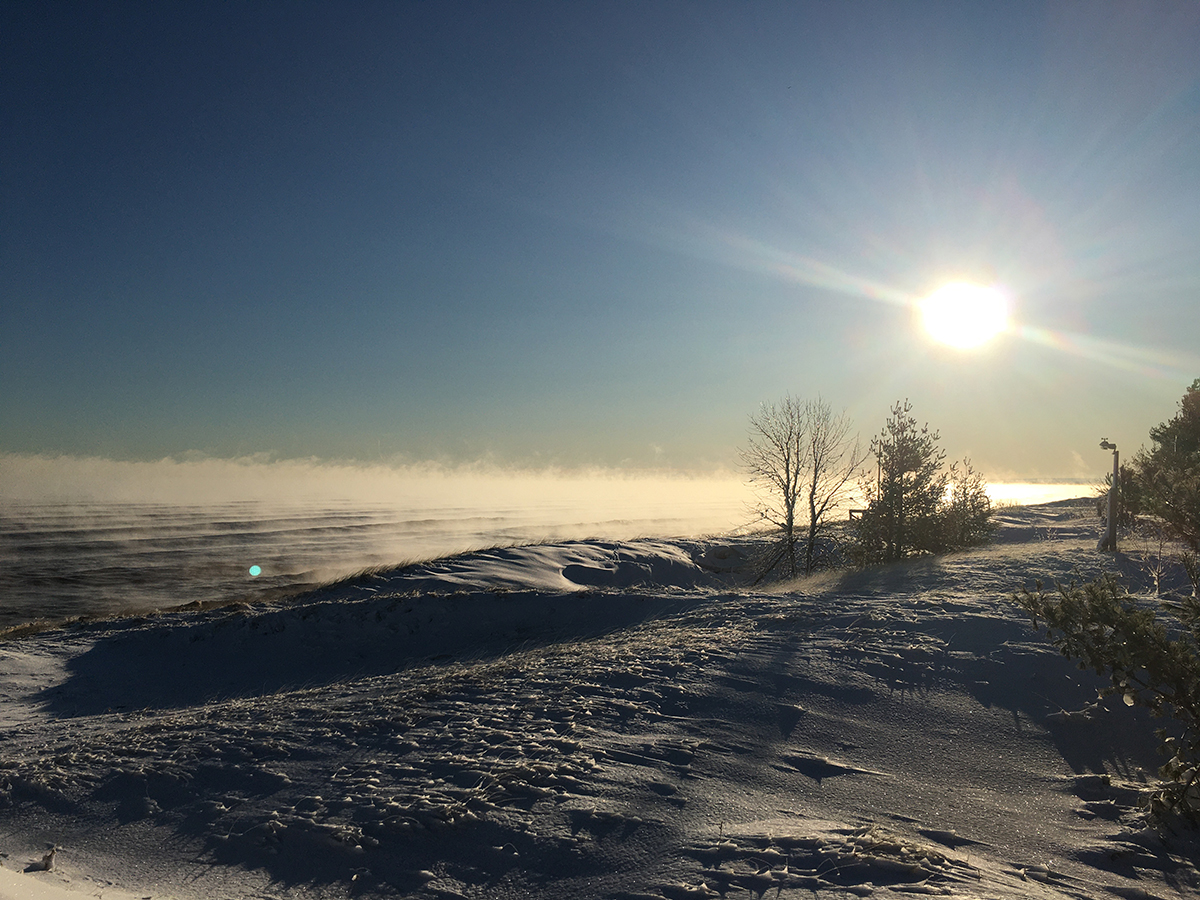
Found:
[919,282,1009,349]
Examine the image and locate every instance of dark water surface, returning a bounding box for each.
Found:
[0,499,738,630]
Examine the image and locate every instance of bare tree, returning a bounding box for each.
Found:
[742,395,865,579]
[801,397,868,573]
[742,395,806,578]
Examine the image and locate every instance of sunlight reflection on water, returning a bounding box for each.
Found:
[986,481,1093,506]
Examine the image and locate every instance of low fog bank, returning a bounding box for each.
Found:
[2,453,1091,504]
[0,452,748,509]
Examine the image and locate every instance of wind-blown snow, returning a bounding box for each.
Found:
[0,500,1196,899]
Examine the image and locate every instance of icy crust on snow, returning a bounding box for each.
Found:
[0,500,1198,899]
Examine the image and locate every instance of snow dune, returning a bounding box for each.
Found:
[0,500,1197,899]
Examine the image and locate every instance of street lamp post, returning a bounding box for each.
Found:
[1098,439,1118,552]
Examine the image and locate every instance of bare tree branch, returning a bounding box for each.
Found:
[741,395,864,579]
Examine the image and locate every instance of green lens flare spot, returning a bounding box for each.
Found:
[248,565,262,577]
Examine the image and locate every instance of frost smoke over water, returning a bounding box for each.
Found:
[0,455,1091,629]
[0,455,754,628]
[0,498,749,630]
[0,453,749,506]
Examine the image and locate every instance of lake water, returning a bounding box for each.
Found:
[0,495,750,630]
[0,480,1092,631]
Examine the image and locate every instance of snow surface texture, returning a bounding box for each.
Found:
[0,500,1197,899]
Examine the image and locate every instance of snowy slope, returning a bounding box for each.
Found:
[0,500,1197,899]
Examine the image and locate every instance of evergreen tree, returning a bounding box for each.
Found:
[1016,570,1200,822]
[942,459,993,550]
[858,400,948,561]
[1134,378,1200,548]
[854,400,992,562]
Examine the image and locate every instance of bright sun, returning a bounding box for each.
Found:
[919,282,1010,349]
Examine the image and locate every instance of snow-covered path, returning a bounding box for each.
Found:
[0,501,1196,899]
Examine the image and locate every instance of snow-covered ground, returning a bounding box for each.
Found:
[0,499,1197,899]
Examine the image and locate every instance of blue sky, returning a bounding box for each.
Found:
[4,1,1200,480]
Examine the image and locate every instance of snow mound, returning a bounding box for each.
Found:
[18,540,731,717]
[329,538,725,594]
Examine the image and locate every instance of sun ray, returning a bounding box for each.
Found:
[663,219,1199,382]
[1016,325,1200,381]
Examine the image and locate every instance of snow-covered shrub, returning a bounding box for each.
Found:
[1016,573,1200,823]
